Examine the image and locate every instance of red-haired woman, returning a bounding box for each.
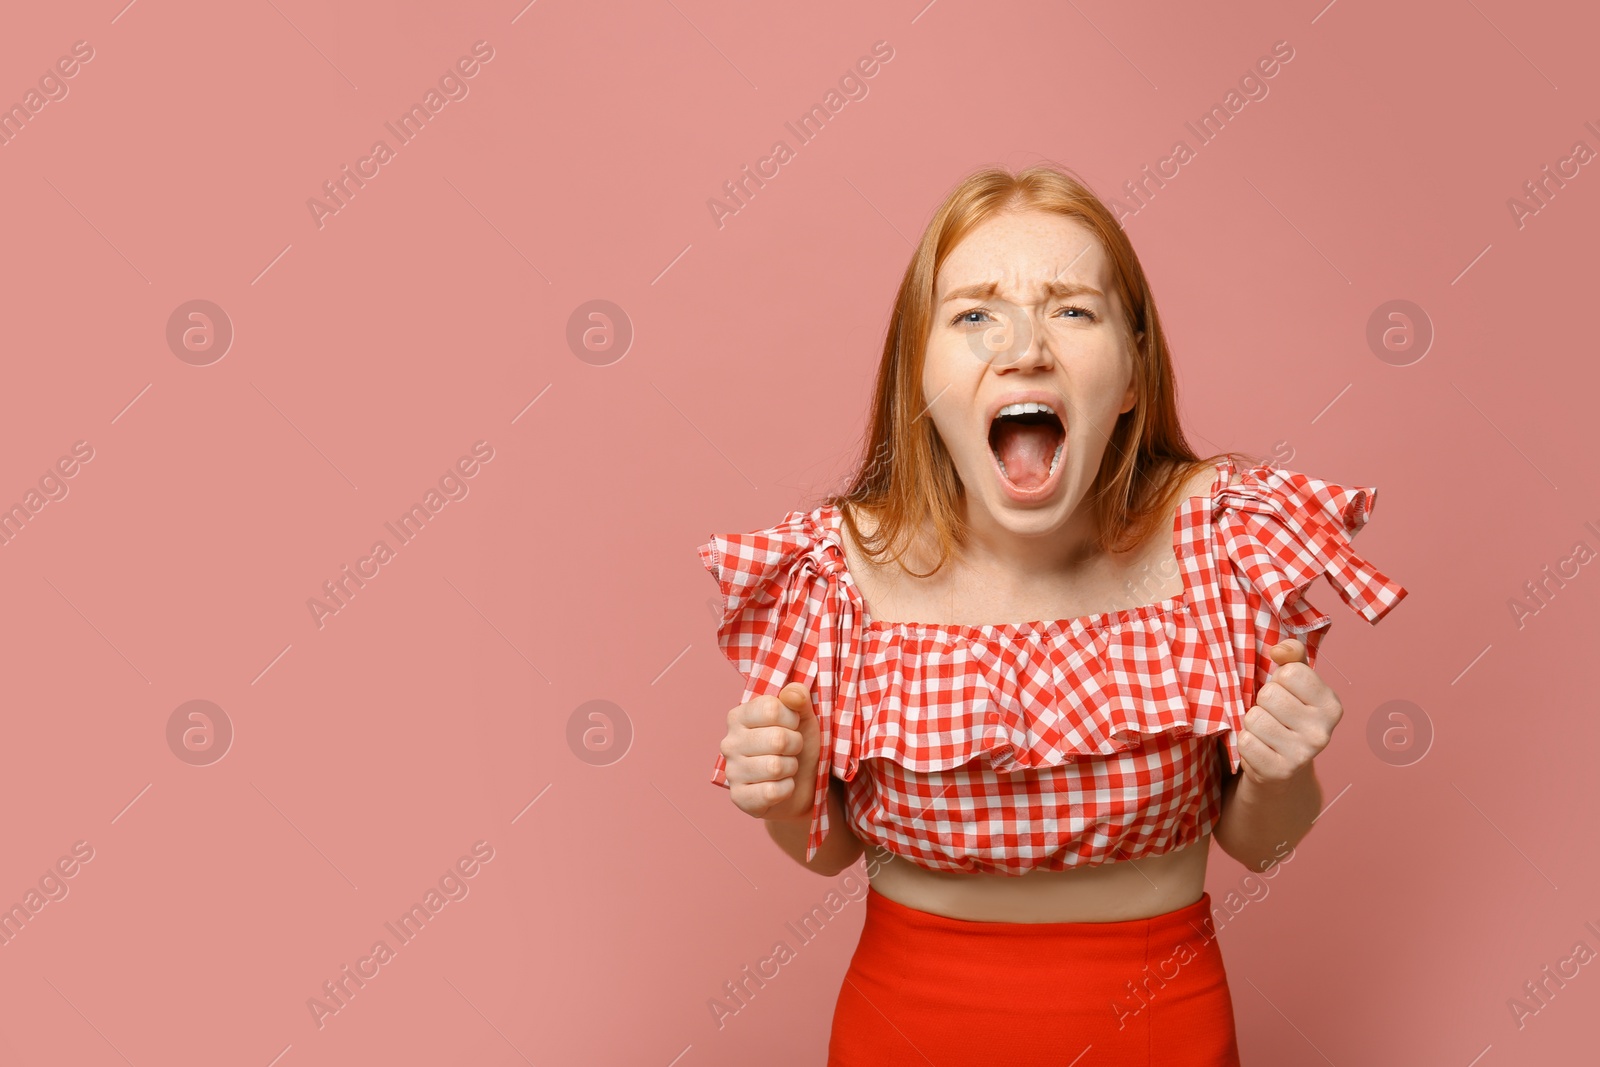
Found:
[699,163,1407,1065]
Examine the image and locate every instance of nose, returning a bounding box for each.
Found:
[989,303,1055,373]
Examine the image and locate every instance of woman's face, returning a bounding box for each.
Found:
[922,208,1141,544]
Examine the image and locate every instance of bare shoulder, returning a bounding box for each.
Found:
[1139,461,1223,543]
[1170,457,1247,510]
[835,501,954,619]
[1176,465,1208,503]
[1126,459,1229,562]
[835,501,893,615]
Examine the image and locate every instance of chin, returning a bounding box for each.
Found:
[971,475,1072,532]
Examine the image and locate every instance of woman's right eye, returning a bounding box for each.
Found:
[952,308,992,326]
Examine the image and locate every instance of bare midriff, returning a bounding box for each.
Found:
[861,829,1210,923]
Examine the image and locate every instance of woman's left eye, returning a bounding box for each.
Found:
[951,306,1095,326]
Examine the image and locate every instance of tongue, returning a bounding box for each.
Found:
[993,422,1057,488]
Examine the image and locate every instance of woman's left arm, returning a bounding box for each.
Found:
[1212,638,1335,873]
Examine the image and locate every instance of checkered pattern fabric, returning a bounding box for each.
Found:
[698,458,1408,873]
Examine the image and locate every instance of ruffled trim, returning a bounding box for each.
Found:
[1213,464,1406,632]
[697,461,1408,861]
[841,603,1236,781]
[699,509,858,863]
[1205,461,1409,772]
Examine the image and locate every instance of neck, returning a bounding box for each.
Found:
[957,490,1103,581]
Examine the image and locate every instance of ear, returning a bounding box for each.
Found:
[1119,326,1143,413]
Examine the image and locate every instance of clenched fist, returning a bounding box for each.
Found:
[720,682,821,822]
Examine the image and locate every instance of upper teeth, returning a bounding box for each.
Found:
[996,402,1057,418]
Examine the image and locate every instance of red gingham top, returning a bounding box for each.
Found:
[698,458,1408,874]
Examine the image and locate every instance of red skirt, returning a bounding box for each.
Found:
[828,886,1240,1066]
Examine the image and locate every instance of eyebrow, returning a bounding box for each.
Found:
[939,280,1105,304]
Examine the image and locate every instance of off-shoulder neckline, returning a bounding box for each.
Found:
[818,457,1235,637]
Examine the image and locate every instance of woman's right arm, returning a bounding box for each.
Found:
[723,683,865,877]
[765,776,864,876]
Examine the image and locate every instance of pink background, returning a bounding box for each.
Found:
[0,0,1595,1063]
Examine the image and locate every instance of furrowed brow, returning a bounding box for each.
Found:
[940,281,998,304]
[939,279,1105,304]
[1043,279,1104,300]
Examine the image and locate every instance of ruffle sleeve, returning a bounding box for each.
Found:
[698,508,861,864]
[1208,462,1409,772]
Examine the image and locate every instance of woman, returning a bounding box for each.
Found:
[699,163,1407,1064]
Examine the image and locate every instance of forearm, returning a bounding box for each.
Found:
[765,777,864,876]
[1213,761,1323,872]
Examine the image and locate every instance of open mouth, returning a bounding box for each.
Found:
[988,403,1066,493]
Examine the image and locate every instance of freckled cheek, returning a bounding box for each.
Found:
[922,345,987,416]
[930,411,980,467]
[1062,353,1133,426]
[923,338,976,384]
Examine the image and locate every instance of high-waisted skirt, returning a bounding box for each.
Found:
[828,886,1240,1066]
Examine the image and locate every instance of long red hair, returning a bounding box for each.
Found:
[824,162,1243,577]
